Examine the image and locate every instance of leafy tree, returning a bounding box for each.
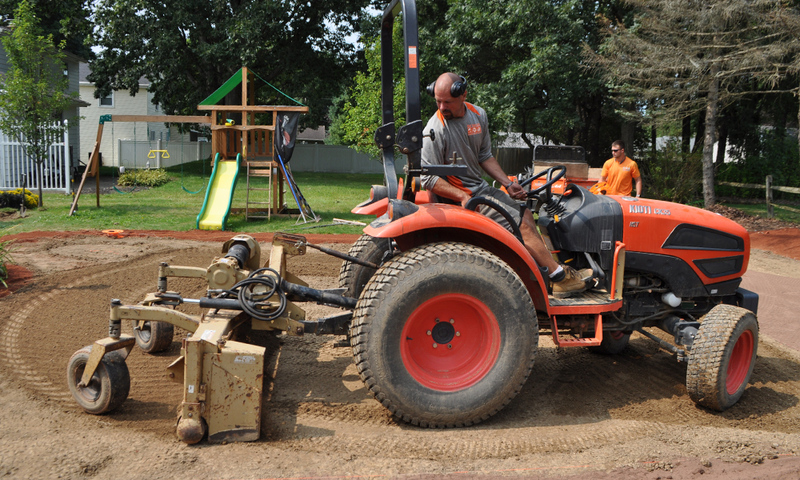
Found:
[0,0,78,207]
[89,0,374,128]
[423,1,617,158]
[328,23,406,158]
[329,0,629,166]
[0,0,94,59]
[588,0,800,206]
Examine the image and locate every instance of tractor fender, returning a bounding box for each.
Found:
[352,191,434,216]
[363,203,551,310]
[352,196,388,216]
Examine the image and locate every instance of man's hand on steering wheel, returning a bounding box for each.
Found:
[518,166,567,203]
[505,181,527,200]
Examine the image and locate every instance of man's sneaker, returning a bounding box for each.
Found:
[552,265,588,298]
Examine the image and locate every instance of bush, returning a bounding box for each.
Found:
[117,168,170,187]
[0,240,13,288]
[640,139,703,204]
[0,188,38,209]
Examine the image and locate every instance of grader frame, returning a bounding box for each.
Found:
[69,233,356,443]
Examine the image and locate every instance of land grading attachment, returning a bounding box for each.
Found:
[67,233,357,443]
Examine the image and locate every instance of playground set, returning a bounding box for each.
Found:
[69,67,319,229]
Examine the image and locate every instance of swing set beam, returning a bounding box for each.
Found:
[68,114,211,216]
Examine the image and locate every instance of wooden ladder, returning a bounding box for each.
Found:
[245,160,276,220]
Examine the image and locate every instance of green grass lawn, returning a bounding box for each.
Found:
[0,166,384,236]
[3,162,798,238]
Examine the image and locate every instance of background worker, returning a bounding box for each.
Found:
[420,72,585,298]
[601,140,642,197]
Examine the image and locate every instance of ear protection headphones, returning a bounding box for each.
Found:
[426,75,467,98]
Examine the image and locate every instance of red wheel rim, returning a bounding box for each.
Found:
[400,293,501,391]
[726,329,755,395]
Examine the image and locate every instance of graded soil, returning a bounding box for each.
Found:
[1,226,800,479]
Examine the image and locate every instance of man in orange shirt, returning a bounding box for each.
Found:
[600,140,642,197]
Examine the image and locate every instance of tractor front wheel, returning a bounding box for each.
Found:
[686,304,758,411]
[350,242,538,427]
[66,346,130,414]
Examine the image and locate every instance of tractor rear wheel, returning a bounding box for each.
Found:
[350,242,538,427]
[132,320,174,353]
[686,304,758,411]
[66,346,130,414]
[338,234,394,299]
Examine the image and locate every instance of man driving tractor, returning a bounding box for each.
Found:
[420,72,586,298]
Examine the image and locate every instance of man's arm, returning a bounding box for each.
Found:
[430,177,472,207]
[480,157,526,199]
[634,175,643,197]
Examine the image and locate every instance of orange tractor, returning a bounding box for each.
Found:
[338,0,758,425]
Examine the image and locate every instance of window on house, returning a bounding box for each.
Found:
[99,92,114,107]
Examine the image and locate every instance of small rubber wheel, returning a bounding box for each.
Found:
[338,233,394,299]
[67,345,130,414]
[350,242,537,427]
[132,320,174,353]
[687,304,758,411]
[589,330,631,355]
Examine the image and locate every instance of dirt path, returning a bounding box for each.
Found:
[1,229,800,479]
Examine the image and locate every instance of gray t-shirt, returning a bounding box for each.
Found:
[420,102,493,194]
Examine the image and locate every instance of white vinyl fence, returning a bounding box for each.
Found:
[116,139,212,170]
[0,120,70,194]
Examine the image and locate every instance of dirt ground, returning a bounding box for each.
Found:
[2,220,800,479]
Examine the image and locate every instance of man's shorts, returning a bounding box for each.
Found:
[470,183,523,233]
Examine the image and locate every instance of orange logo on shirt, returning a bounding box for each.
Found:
[467,123,482,135]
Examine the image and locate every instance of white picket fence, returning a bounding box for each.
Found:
[0,120,70,194]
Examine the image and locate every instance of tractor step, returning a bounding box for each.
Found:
[550,313,603,347]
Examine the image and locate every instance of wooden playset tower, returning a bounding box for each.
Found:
[197,67,308,218]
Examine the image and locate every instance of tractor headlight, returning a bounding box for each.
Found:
[387,198,419,221]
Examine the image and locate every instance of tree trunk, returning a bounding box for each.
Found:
[621,121,635,157]
[36,160,44,208]
[651,124,657,161]
[691,111,705,155]
[682,116,692,155]
[715,123,727,168]
[702,65,720,208]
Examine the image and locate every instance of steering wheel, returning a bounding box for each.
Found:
[518,165,567,203]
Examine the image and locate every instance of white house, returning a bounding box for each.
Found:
[78,63,209,172]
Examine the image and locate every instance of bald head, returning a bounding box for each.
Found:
[433,72,467,119]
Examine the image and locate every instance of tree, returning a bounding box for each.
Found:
[0,0,78,207]
[328,23,405,158]
[89,0,374,128]
[0,0,94,59]
[329,0,629,166]
[588,0,800,206]
[423,0,619,159]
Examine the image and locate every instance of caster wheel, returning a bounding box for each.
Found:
[132,320,174,353]
[66,345,130,414]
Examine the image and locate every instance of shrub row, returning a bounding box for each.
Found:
[117,168,170,187]
[0,189,39,209]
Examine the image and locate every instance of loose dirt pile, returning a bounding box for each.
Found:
[1,226,800,479]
